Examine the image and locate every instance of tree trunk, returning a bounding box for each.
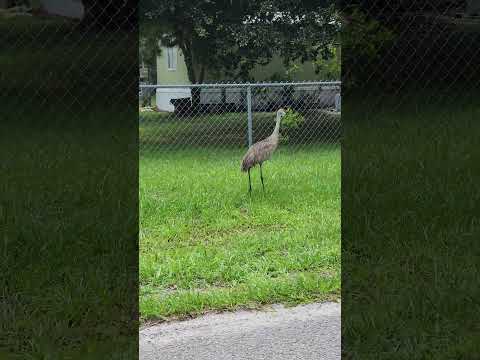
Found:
[191,88,201,113]
[199,64,206,84]
[221,88,226,104]
[180,42,197,83]
[180,40,209,113]
[191,65,206,112]
[180,42,200,113]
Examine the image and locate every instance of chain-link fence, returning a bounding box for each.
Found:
[139,81,341,153]
[341,1,480,110]
[341,1,480,359]
[1,1,139,358]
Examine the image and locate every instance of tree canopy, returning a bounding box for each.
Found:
[140,0,339,83]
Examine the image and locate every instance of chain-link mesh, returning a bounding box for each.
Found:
[1,1,138,120]
[341,1,480,111]
[1,1,138,358]
[341,1,480,358]
[139,82,341,153]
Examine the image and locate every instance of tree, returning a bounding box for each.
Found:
[247,0,339,69]
[140,0,338,105]
[314,45,340,80]
[139,21,163,84]
[141,0,252,83]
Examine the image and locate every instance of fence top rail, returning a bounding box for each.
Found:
[139,81,341,89]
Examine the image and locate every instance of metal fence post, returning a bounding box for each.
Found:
[139,81,341,151]
[247,85,253,147]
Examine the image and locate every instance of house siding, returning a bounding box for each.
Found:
[156,47,190,84]
[155,47,191,111]
[155,47,191,112]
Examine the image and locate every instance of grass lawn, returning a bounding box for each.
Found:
[342,93,480,358]
[1,111,138,359]
[1,17,138,358]
[139,144,341,322]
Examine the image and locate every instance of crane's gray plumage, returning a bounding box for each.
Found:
[241,108,286,193]
[240,138,275,172]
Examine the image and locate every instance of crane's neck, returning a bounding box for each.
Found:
[272,113,282,136]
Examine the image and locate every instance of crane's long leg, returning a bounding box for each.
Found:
[248,168,252,195]
[260,163,265,193]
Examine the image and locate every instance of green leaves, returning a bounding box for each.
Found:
[282,108,305,129]
[342,7,395,61]
[314,45,340,80]
[140,0,338,83]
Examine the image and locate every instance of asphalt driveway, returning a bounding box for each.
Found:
[140,302,341,360]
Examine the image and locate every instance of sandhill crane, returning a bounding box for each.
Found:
[241,108,287,194]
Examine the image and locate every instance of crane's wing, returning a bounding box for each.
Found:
[253,139,277,163]
[241,137,277,172]
[241,147,256,172]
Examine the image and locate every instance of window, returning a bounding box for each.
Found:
[167,47,177,70]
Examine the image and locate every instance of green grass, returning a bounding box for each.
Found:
[0,110,138,359]
[139,145,341,321]
[1,17,138,358]
[139,110,340,149]
[342,94,480,359]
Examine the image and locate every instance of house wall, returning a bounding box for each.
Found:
[156,46,190,84]
[155,46,191,111]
